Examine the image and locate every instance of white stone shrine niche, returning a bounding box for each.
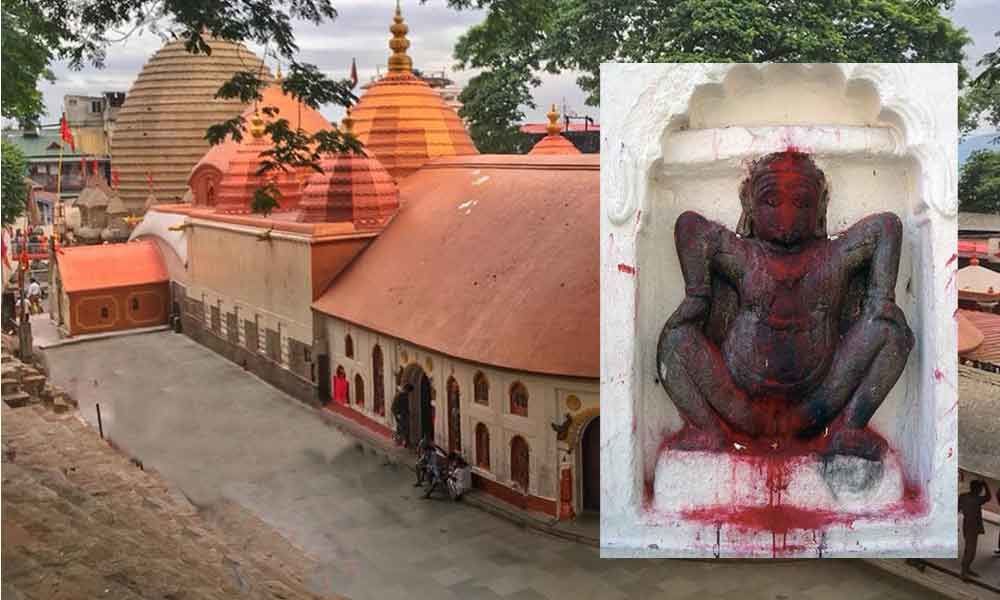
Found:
[600,64,958,559]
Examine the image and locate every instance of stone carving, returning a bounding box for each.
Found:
[657,150,914,461]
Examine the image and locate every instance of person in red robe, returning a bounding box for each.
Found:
[333,366,350,405]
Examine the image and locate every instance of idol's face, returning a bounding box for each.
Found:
[750,162,821,246]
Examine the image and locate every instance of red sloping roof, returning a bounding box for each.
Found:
[960,309,1000,366]
[312,154,600,378]
[56,240,168,293]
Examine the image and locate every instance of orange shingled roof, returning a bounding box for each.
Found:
[529,134,582,155]
[56,240,168,293]
[959,309,1000,366]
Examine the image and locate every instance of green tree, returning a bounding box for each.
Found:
[1,140,29,225]
[961,31,999,137]
[8,0,363,190]
[959,149,1000,213]
[449,0,971,153]
[1,0,63,123]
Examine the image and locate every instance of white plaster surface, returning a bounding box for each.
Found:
[652,450,905,515]
[600,63,958,558]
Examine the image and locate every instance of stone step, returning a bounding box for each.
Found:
[4,391,32,408]
[52,395,72,414]
[20,374,46,397]
[2,379,22,395]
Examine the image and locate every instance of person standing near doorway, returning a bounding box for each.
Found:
[959,479,993,580]
[392,383,413,447]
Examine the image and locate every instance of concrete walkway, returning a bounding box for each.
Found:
[42,331,948,600]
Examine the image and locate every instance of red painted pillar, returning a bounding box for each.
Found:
[559,466,575,520]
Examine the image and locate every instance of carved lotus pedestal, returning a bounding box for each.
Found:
[650,447,920,558]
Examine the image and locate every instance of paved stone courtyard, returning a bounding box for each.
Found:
[39,331,949,599]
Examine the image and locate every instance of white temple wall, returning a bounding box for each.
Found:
[321,316,599,504]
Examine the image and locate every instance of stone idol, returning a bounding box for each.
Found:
[600,64,958,558]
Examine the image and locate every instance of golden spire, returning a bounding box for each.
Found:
[249,109,266,138]
[387,1,413,73]
[546,104,561,136]
[342,107,355,134]
[275,59,283,81]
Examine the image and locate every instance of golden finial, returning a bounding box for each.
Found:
[387,1,412,73]
[342,107,354,134]
[249,110,266,138]
[275,59,283,81]
[546,104,561,136]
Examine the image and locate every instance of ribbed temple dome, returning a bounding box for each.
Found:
[299,144,399,228]
[111,38,270,211]
[211,115,305,214]
[529,104,581,155]
[188,81,334,212]
[350,5,477,179]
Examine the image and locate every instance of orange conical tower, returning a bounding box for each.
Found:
[529,105,581,155]
[350,3,477,178]
[299,109,400,228]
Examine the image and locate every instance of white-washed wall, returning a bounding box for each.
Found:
[322,316,598,502]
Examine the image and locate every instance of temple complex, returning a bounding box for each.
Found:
[50,6,601,519]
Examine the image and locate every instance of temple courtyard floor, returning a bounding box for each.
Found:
[19,329,967,599]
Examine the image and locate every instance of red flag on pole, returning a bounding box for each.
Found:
[59,114,75,152]
[349,57,358,89]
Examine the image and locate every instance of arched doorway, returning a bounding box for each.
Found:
[401,363,433,447]
[581,417,600,512]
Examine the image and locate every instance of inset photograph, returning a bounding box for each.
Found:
[600,63,959,558]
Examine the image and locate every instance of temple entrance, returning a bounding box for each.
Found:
[402,364,433,447]
[317,354,331,403]
[581,417,600,512]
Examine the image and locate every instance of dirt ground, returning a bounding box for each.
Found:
[1,402,339,600]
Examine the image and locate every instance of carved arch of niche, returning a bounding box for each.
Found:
[565,406,600,451]
[188,165,223,207]
[607,63,956,226]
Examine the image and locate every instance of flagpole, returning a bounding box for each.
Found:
[55,119,65,244]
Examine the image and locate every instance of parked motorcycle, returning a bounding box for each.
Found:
[415,440,470,501]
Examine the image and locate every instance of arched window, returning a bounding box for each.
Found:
[475,423,490,470]
[354,374,365,406]
[372,345,385,415]
[344,334,354,359]
[473,371,489,406]
[509,382,528,417]
[510,435,529,491]
[447,377,461,453]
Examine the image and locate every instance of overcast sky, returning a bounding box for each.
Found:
[33,0,1000,129]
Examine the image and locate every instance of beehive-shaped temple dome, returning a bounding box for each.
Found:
[350,5,477,179]
[188,80,335,212]
[299,112,399,228]
[112,38,271,211]
[528,105,582,155]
